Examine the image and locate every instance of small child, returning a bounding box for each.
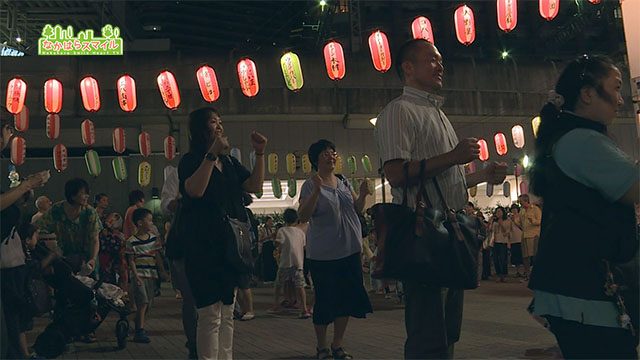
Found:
[125,208,167,343]
[98,212,125,285]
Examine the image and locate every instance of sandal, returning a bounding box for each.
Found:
[316,347,333,359]
[331,347,353,359]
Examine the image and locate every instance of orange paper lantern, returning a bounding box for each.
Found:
[411,16,434,43]
[478,139,489,161]
[539,0,559,21]
[157,70,181,110]
[46,114,60,140]
[53,144,68,172]
[368,31,392,73]
[5,77,27,115]
[196,65,220,102]
[323,41,346,81]
[237,58,259,97]
[13,106,28,132]
[497,0,518,32]
[44,78,63,114]
[494,132,508,156]
[164,135,176,160]
[454,5,476,46]
[511,125,525,149]
[10,136,26,166]
[81,119,95,146]
[80,76,100,112]
[139,131,151,157]
[113,127,126,154]
[117,74,137,112]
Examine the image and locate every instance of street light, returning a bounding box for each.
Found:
[522,154,530,168]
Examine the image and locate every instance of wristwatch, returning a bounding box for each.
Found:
[205,153,218,162]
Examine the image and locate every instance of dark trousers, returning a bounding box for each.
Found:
[481,249,492,279]
[492,243,508,276]
[404,282,464,359]
[547,316,637,359]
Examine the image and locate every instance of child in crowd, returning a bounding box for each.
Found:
[98,212,125,285]
[125,208,167,343]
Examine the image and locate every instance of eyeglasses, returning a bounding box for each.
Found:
[321,150,338,158]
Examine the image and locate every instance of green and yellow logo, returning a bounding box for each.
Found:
[38,24,123,56]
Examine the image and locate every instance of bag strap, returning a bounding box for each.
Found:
[431,177,451,211]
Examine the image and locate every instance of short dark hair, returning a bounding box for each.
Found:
[494,206,508,220]
[132,207,152,225]
[17,222,37,242]
[128,190,145,205]
[308,139,336,171]
[283,208,298,225]
[188,107,220,154]
[65,178,89,204]
[94,193,108,205]
[395,38,432,81]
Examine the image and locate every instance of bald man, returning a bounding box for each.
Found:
[31,196,52,224]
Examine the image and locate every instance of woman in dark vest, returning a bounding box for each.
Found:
[528,55,639,359]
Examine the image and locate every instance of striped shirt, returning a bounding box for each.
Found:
[375,86,468,210]
[125,234,161,279]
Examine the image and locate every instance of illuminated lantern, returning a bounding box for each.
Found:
[237,58,259,97]
[511,124,525,149]
[486,184,494,197]
[230,147,241,163]
[138,161,152,187]
[469,186,477,197]
[164,135,176,161]
[288,178,297,198]
[5,77,27,115]
[520,180,529,195]
[10,136,25,166]
[44,78,63,114]
[497,0,518,32]
[112,157,128,182]
[494,132,508,156]
[335,154,344,173]
[588,0,601,3]
[113,128,126,154]
[478,139,490,161]
[53,144,68,172]
[301,154,312,174]
[454,5,476,46]
[539,0,559,21]
[411,16,434,43]
[196,65,220,102]
[368,31,392,73]
[531,116,541,138]
[117,75,137,112]
[286,153,296,175]
[139,132,151,157]
[323,41,346,81]
[46,114,60,140]
[156,70,181,110]
[272,178,283,199]
[14,106,28,132]
[81,119,95,146]
[85,150,101,177]
[267,153,278,175]
[361,155,372,173]
[347,155,357,175]
[515,164,523,177]
[80,76,100,112]
[351,179,360,195]
[503,181,511,198]
[280,52,304,92]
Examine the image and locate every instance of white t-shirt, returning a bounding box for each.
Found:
[275,226,306,269]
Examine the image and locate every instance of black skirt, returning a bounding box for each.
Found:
[308,253,373,325]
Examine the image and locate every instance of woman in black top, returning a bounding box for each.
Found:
[178,107,266,360]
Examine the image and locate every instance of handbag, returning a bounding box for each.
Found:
[227,213,255,274]
[370,160,480,289]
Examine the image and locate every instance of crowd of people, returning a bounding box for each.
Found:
[1,38,638,360]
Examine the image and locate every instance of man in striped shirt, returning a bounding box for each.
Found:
[375,39,507,359]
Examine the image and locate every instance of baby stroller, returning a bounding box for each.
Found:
[30,245,131,358]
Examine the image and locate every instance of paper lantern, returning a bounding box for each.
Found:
[272,178,282,199]
[494,132,508,156]
[323,41,346,81]
[81,119,95,146]
[138,161,151,187]
[113,128,126,154]
[157,70,181,110]
[531,116,541,138]
[139,131,151,157]
[469,186,477,197]
[164,136,176,161]
[503,181,511,198]
[511,125,525,149]
[46,114,60,140]
[335,154,344,173]
[288,178,297,198]
[520,180,529,195]
[347,155,357,175]
[497,0,518,32]
[14,106,28,132]
[85,150,101,177]
[350,179,360,195]
[196,65,220,102]
[267,153,278,175]
[286,153,296,175]
[301,154,312,174]
[6,77,27,115]
[368,31,392,73]
[53,144,68,172]
[539,0,559,21]
[10,136,25,166]
[454,5,476,46]
[280,52,304,92]
[411,16,434,43]
[237,58,259,97]
[230,147,241,163]
[588,0,601,4]
[515,164,523,177]
[44,78,63,114]
[80,76,100,112]
[361,155,372,173]
[486,184,494,197]
[116,75,137,112]
[478,139,490,161]
[112,157,128,182]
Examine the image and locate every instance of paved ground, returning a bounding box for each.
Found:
[28,276,562,359]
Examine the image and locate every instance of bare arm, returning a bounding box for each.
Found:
[89,232,99,262]
[383,153,457,189]
[128,254,141,283]
[0,177,41,211]
[243,154,265,193]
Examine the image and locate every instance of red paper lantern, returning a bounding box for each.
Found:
[113,127,126,154]
[13,106,28,132]
[46,114,60,140]
[494,132,508,156]
[44,78,63,114]
[454,5,476,46]
[237,59,259,97]
[196,65,220,102]
[323,41,346,81]
[117,75,137,112]
[139,131,151,157]
[157,70,181,110]
[10,136,25,166]
[81,119,95,146]
[478,139,489,161]
[164,135,176,160]
[80,76,100,112]
[53,144,68,172]
[519,180,529,195]
[5,77,27,115]
[411,16,434,43]
[497,0,518,32]
[539,0,559,21]
[511,125,525,149]
[368,31,392,73]
[588,0,601,4]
